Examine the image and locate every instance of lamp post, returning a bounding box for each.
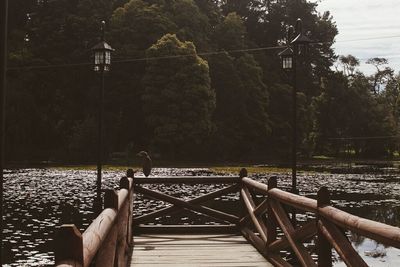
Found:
[91,21,114,212]
[279,18,312,224]
[0,0,8,263]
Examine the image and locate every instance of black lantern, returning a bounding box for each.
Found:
[92,41,113,72]
[91,21,114,72]
[91,20,114,214]
[277,18,314,226]
[291,18,313,56]
[279,47,294,70]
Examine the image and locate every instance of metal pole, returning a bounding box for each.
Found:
[0,0,8,263]
[95,21,106,213]
[96,67,104,212]
[291,43,298,226]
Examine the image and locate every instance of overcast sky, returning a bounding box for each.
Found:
[314,0,400,75]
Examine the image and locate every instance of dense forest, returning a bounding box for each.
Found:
[5,0,400,163]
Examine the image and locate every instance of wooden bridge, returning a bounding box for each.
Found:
[54,169,400,267]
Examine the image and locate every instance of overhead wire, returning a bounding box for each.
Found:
[6,34,400,71]
[333,34,400,44]
[328,135,400,140]
[7,45,285,71]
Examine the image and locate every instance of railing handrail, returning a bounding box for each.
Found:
[54,170,135,267]
[319,205,400,248]
[133,176,240,184]
[52,168,400,267]
[82,208,118,266]
[242,176,400,249]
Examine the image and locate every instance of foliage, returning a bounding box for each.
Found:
[6,0,399,163]
[142,34,215,159]
[209,52,270,160]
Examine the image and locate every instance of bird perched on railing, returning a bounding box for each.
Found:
[136,151,152,177]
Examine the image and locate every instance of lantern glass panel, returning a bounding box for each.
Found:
[282,56,293,70]
[105,51,111,65]
[95,51,105,65]
[95,53,99,65]
[297,44,308,56]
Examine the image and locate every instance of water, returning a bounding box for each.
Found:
[2,167,400,266]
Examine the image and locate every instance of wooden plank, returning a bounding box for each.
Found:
[134,234,249,244]
[240,227,268,261]
[135,185,239,224]
[55,225,83,266]
[135,186,239,224]
[266,177,278,246]
[241,187,268,243]
[269,199,317,267]
[131,235,273,266]
[254,199,269,217]
[135,224,239,234]
[242,177,269,194]
[268,188,318,213]
[318,219,368,267]
[82,208,117,267]
[267,254,293,267]
[268,219,317,251]
[241,227,265,250]
[133,176,240,184]
[319,205,400,249]
[133,247,261,251]
[317,187,332,267]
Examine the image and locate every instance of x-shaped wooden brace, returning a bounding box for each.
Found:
[134,185,240,225]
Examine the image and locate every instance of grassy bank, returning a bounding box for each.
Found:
[6,156,400,175]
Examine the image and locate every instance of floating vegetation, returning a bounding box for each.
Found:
[2,167,400,266]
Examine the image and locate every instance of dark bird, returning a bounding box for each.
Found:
[137,151,152,177]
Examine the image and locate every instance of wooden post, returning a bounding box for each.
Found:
[120,176,130,190]
[239,168,248,178]
[116,193,129,266]
[104,189,119,210]
[127,168,134,178]
[266,177,278,246]
[239,168,247,221]
[55,224,83,266]
[126,170,134,246]
[122,176,134,246]
[114,176,132,266]
[317,187,332,267]
[96,190,119,267]
[0,1,8,263]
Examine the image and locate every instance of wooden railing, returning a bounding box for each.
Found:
[53,168,400,267]
[133,175,241,234]
[54,170,135,267]
[238,169,400,267]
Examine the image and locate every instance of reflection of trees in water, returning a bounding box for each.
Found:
[350,231,368,247]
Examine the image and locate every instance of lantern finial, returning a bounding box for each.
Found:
[295,18,303,35]
[101,21,106,41]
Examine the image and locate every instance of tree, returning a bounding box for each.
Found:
[213,12,246,51]
[165,0,212,51]
[366,57,394,94]
[236,53,271,156]
[338,54,360,77]
[142,34,215,159]
[111,0,176,54]
[313,72,396,157]
[208,51,270,160]
[383,74,400,131]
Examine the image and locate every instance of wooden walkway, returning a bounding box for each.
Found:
[131,234,273,267]
[54,171,400,267]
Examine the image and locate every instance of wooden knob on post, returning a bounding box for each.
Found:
[55,224,83,266]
